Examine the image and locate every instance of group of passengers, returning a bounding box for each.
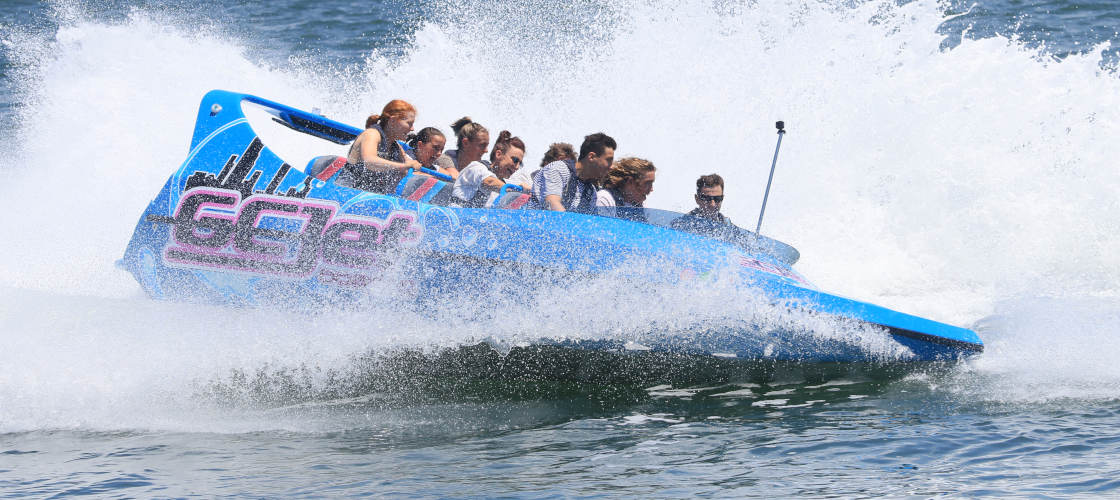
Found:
[340,99,733,225]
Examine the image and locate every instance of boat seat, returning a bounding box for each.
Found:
[491,184,531,209]
[306,155,348,183]
[395,168,454,205]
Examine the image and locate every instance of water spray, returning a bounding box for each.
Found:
[755,121,786,234]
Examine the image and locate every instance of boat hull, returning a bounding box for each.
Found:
[118,90,983,363]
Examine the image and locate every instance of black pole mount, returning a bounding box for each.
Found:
[756,120,787,234]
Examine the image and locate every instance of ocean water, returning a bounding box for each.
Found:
[2,0,1120,496]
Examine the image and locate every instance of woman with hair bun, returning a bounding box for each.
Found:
[405,127,446,169]
[450,130,528,208]
[434,117,490,180]
[596,157,656,208]
[337,99,422,193]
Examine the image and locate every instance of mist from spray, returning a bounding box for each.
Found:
[1,0,1119,431]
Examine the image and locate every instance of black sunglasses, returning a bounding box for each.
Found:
[697,194,723,202]
[511,157,522,165]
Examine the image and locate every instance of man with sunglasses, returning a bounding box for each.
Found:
[671,174,734,235]
[689,174,731,224]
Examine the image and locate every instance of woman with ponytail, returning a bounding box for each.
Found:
[450,130,528,208]
[405,127,446,169]
[336,99,422,193]
[434,117,490,180]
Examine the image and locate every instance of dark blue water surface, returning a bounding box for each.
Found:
[3,0,1120,497]
[3,374,1120,497]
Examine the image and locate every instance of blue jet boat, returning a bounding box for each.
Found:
[118,90,982,365]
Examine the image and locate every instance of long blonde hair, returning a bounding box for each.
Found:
[603,157,656,190]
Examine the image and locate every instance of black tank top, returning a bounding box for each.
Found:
[340,123,407,194]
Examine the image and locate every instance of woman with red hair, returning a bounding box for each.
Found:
[337,99,423,193]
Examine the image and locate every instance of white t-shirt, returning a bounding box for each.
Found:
[596,188,639,207]
[451,161,498,208]
[505,166,538,189]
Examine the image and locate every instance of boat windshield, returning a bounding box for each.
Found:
[597,206,800,265]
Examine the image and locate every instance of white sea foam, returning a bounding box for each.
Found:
[0,0,1118,431]
[945,296,1120,403]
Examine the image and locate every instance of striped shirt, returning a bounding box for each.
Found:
[530,160,597,213]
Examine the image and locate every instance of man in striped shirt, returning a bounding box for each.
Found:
[531,133,616,213]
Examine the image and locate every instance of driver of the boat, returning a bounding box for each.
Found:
[689,173,731,224]
[337,99,422,193]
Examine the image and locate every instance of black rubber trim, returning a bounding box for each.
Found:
[272,115,357,145]
[882,324,984,353]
